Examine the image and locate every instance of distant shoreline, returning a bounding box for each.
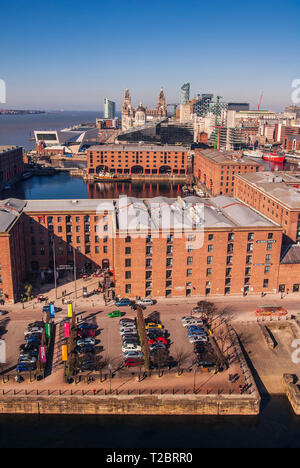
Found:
[0,110,46,115]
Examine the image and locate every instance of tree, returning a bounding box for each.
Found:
[173,348,192,376]
[151,349,168,378]
[136,306,150,372]
[195,300,218,326]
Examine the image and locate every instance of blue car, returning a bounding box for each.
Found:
[26,336,41,345]
[78,322,97,330]
[188,326,205,333]
[115,298,132,307]
[17,363,36,373]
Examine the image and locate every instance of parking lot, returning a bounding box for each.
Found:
[0,298,257,396]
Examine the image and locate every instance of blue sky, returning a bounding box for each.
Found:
[1,0,299,111]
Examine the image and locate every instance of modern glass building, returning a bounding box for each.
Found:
[104,98,116,119]
[180,82,190,105]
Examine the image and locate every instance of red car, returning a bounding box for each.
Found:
[148,337,167,346]
[124,358,143,368]
[77,329,95,338]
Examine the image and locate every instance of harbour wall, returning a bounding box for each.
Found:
[0,393,260,416]
[283,374,300,415]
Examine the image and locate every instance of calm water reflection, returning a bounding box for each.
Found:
[1,173,185,200]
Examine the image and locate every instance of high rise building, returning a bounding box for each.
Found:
[104,98,116,119]
[180,82,190,105]
[193,94,214,117]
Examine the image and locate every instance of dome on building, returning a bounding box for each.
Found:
[136,102,146,113]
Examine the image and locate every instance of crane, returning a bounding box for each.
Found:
[257,92,264,111]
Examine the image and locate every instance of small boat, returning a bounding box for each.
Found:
[22,172,33,180]
[263,151,285,163]
[243,150,264,159]
[94,172,131,183]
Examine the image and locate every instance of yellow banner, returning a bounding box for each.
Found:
[67,303,73,318]
[62,345,68,361]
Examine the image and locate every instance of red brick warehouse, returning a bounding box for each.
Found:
[87,144,189,176]
[193,148,262,196]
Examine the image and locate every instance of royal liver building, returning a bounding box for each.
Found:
[121,88,168,130]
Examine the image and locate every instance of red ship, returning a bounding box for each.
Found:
[263,151,285,163]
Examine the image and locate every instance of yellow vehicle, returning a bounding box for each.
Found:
[145,322,162,330]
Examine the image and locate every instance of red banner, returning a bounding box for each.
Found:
[64,322,70,338]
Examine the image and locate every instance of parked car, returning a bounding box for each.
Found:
[17,363,36,373]
[145,318,161,324]
[78,322,97,330]
[24,327,43,337]
[26,335,41,345]
[108,310,122,318]
[152,337,168,346]
[123,350,143,359]
[147,329,166,337]
[136,298,154,307]
[122,343,142,353]
[18,356,37,364]
[120,324,136,333]
[181,316,194,325]
[77,329,95,338]
[120,318,135,325]
[123,339,139,348]
[149,343,166,352]
[77,338,95,346]
[28,321,44,329]
[188,326,205,333]
[145,323,162,330]
[124,358,143,368]
[189,335,208,344]
[120,327,137,335]
[19,349,38,358]
[123,335,139,341]
[115,298,132,307]
[194,343,206,353]
[183,318,204,328]
[75,344,95,354]
[20,343,38,352]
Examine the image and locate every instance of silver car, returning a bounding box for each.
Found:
[123,350,143,359]
[120,327,137,335]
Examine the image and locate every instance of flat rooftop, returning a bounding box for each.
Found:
[23,196,279,232]
[24,199,116,213]
[195,149,261,166]
[0,199,26,232]
[88,144,189,152]
[236,172,300,209]
[0,196,280,233]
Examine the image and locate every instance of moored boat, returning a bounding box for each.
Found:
[263,151,285,163]
[243,150,264,159]
[94,172,131,183]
